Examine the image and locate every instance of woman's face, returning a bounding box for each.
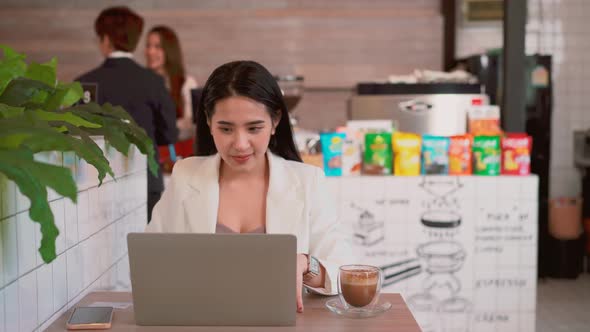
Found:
[145,33,165,71]
[209,96,278,173]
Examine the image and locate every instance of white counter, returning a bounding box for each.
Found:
[326,175,538,332]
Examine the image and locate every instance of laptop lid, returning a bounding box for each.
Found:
[127,233,296,326]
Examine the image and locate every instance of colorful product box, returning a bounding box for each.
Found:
[363,132,392,175]
[473,136,501,176]
[342,138,362,176]
[392,132,421,176]
[449,135,473,175]
[501,134,532,175]
[421,135,450,175]
[468,105,503,136]
[320,132,346,177]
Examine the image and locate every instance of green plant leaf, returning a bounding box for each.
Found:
[68,101,134,121]
[30,109,102,128]
[78,116,131,156]
[53,125,67,132]
[66,107,131,154]
[0,116,63,148]
[44,82,83,111]
[45,57,57,71]
[0,45,165,265]
[0,45,25,61]
[99,103,135,122]
[0,77,54,107]
[0,45,27,95]
[28,89,50,106]
[42,88,66,111]
[0,148,77,263]
[24,133,113,185]
[0,149,77,202]
[25,59,57,88]
[67,102,158,176]
[54,124,114,185]
[0,103,24,118]
[96,104,154,159]
[0,116,114,184]
[58,82,83,107]
[124,121,159,176]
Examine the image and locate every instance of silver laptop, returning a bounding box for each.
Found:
[127,233,296,326]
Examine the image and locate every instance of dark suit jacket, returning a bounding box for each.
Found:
[76,57,178,193]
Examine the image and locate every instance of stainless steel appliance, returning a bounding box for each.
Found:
[348,83,488,136]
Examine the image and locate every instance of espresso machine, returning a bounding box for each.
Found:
[275,75,304,126]
[276,75,322,164]
[348,83,489,136]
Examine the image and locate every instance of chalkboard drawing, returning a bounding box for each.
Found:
[421,210,462,228]
[409,236,472,331]
[419,177,463,212]
[352,203,385,246]
[420,177,463,200]
[439,297,473,332]
[407,292,438,332]
[379,258,422,288]
[407,294,473,332]
[418,241,466,273]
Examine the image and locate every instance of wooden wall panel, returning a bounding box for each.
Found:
[294,89,353,131]
[0,0,443,130]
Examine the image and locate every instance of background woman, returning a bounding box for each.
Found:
[145,25,198,169]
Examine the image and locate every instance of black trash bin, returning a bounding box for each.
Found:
[574,130,590,273]
[583,172,590,273]
[547,235,585,278]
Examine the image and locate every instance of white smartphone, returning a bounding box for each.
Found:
[66,306,113,330]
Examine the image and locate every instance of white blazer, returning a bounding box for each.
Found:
[147,152,352,295]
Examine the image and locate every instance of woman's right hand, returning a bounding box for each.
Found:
[296,254,309,313]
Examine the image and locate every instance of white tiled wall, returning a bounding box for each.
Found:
[456,0,589,198]
[456,24,503,59]
[455,0,503,59]
[0,139,148,332]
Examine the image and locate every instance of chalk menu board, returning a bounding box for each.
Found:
[328,176,538,332]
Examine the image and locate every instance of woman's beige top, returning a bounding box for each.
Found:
[147,152,355,295]
[215,223,266,234]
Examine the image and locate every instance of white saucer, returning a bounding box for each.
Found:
[325,298,392,318]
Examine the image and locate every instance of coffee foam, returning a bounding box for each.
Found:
[340,269,379,285]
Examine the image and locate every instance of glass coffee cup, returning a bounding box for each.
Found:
[338,265,383,310]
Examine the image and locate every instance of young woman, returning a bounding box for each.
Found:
[147,61,349,313]
[145,25,197,166]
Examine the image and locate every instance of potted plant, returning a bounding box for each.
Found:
[0,45,158,263]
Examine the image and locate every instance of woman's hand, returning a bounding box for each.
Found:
[296,254,309,313]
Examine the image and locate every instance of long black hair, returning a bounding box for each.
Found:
[195,60,302,162]
[148,26,186,118]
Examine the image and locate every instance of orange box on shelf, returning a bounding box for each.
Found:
[449,135,473,175]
